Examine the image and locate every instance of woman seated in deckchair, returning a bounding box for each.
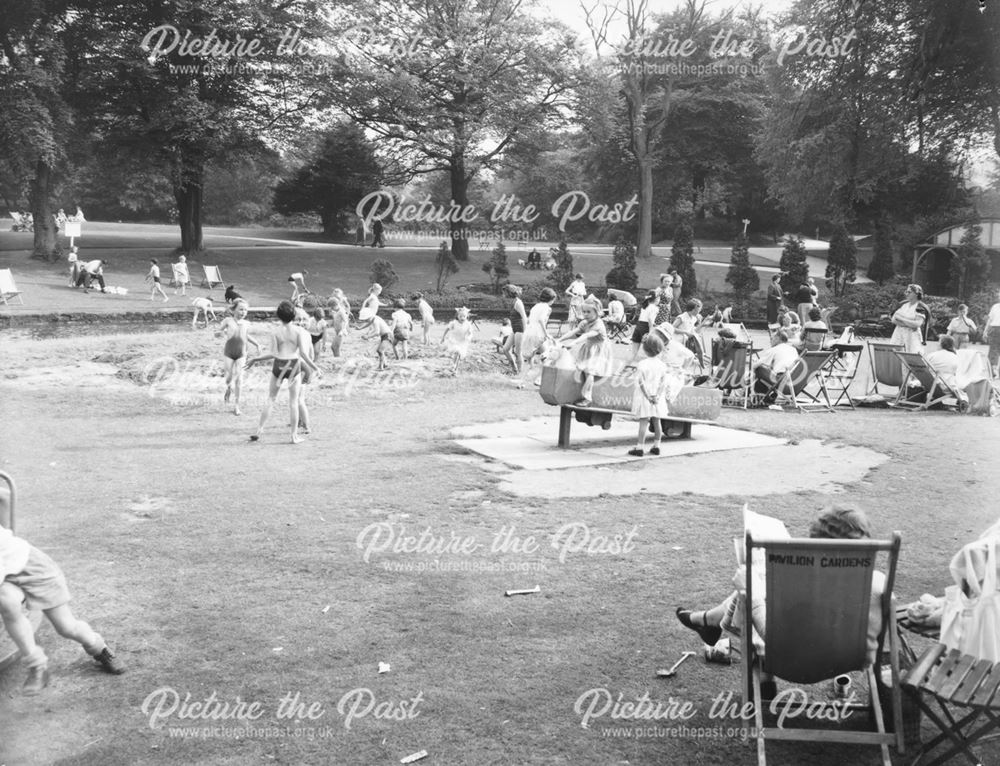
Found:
[675,504,886,694]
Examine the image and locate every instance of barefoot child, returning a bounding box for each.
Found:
[308,308,327,361]
[218,299,260,415]
[415,292,435,345]
[146,259,169,302]
[366,313,393,371]
[327,296,348,358]
[390,299,413,360]
[356,283,385,327]
[492,318,513,352]
[0,489,124,695]
[441,307,475,375]
[628,333,677,457]
[192,297,216,328]
[245,300,321,443]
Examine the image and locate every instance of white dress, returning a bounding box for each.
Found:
[631,357,671,418]
[445,319,474,358]
[568,318,612,377]
[890,302,922,353]
[521,302,552,357]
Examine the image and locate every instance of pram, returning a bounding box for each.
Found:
[606,289,638,343]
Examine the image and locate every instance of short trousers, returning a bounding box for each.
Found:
[4,546,71,610]
[153,276,161,283]
[310,333,323,346]
[393,327,410,342]
[223,336,244,360]
[631,321,650,344]
[272,358,301,381]
[377,334,393,355]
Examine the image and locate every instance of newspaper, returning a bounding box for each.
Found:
[734,504,790,575]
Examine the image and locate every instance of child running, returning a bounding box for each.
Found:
[627,333,679,457]
[145,259,169,302]
[390,299,413,360]
[492,318,513,352]
[355,283,385,327]
[415,292,435,345]
[245,300,321,443]
[440,307,475,375]
[218,299,260,415]
[1,489,125,694]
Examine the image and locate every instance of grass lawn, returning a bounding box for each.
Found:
[0,316,998,765]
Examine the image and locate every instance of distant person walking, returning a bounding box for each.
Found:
[146,259,168,302]
[355,216,368,246]
[371,217,386,248]
[766,274,782,327]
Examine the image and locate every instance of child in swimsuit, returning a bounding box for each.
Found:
[440,307,476,375]
[390,299,413,360]
[327,298,348,358]
[492,318,513,351]
[146,259,168,302]
[356,283,384,328]
[218,299,260,415]
[245,300,321,443]
[308,308,327,360]
[366,314,393,371]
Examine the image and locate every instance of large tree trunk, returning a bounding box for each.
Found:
[173,163,205,255]
[637,157,653,259]
[449,157,469,262]
[30,159,58,261]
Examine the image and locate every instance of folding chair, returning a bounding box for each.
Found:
[720,322,753,345]
[902,643,1000,766]
[892,351,963,411]
[0,471,43,673]
[867,342,906,396]
[201,265,224,289]
[802,328,828,352]
[824,335,865,410]
[757,350,837,411]
[0,268,24,305]
[743,532,905,766]
[711,337,752,408]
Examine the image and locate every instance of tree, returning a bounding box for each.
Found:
[273,124,382,236]
[435,241,460,292]
[605,237,638,291]
[482,241,510,294]
[725,232,759,315]
[825,225,858,297]
[370,259,398,292]
[324,0,576,261]
[547,240,575,292]
[950,216,992,301]
[669,216,697,297]
[868,218,896,285]
[778,236,809,298]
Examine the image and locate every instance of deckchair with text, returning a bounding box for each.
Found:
[743,532,905,766]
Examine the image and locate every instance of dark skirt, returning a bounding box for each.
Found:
[631,321,650,344]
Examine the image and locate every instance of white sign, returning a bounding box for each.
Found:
[64,221,81,237]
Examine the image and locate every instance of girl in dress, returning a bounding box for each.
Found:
[565,273,587,323]
[629,292,661,365]
[440,307,475,375]
[654,274,673,326]
[415,292,435,345]
[628,333,678,457]
[517,287,557,388]
[672,298,704,369]
[218,299,260,415]
[890,284,926,353]
[557,301,612,407]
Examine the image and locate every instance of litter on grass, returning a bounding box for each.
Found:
[504,585,540,597]
[400,750,428,764]
[378,662,391,674]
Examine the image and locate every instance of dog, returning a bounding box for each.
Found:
[224,285,242,306]
[191,297,217,327]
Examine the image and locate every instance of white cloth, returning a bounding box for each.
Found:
[890,302,923,353]
[754,342,799,375]
[0,527,31,580]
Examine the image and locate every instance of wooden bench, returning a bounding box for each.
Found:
[539,366,722,449]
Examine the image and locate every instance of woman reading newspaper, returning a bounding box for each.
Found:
[674,504,886,698]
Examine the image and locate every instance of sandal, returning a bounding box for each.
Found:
[675,607,723,646]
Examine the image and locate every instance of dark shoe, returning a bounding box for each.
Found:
[93,647,125,674]
[23,666,50,695]
[627,448,644,457]
[759,680,777,701]
[649,446,661,456]
[676,607,723,646]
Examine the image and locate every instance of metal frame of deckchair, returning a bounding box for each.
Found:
[743,532,905,766]
[892,351,962,411]
[711,337,754,408]
[201,265,224,289]
[757,350,836,412]
[867,342,905,396]
[0,268,24,305]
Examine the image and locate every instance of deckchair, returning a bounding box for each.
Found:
[957,349,999,416]
[801,328,827,352]
[720,321,753,345]
[757,350,837,412]
[893,351,964,411]
[201,265,224,289]
[711,337,753,408]
[902,643,1000,766]
[0,268,24,305]
[867,342,906,396]
[743,532,905,766]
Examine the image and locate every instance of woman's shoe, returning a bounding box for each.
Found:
[627,448,644,457]
[649,446,661,456]
[675,607,723,646]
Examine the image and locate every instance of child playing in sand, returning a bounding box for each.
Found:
[415,292,435,345]
[628,334,681,457]
[366,313,393,371]
[440,307,476,375]
[0,489,124,694]
[492,318,513,352]
[146,259,169,302]
[218,299,260,415]
[192,297,216,328]
[356,283,385,327]
[390,299,413,360]
[308,308,327,361]
[245,300,321,443]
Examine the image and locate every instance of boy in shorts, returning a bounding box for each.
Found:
[0,490,124,694]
